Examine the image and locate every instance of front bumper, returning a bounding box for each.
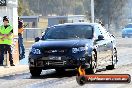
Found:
[122,34,132,37]
[29,56,90,69]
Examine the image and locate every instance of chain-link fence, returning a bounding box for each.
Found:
[23,28,45,41]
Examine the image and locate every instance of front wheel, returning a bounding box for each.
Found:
[122,36,125,38]
[29,67,42,77]
[85,51,97,74]
[106,48,117,70]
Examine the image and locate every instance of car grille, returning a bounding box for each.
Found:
[36,56,77,66]
[43,49,68,54]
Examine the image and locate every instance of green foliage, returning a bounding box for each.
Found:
[28,0,90,16]
[94,0,126,29]
[18,0,23,16]
[18,0,32,16]
[18,0,126,30]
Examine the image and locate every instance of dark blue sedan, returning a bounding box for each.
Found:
[28,23,118,76]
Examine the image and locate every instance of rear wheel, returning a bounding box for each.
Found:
[85,51,97,74]
[128,36,130,38]
[30,67,42,77]
[106,48,117,70]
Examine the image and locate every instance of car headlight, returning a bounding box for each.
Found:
[31,48,41,54]
[72,47,85,53]
[122,30,127,34]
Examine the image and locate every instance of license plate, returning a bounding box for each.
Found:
[49,56,61,60]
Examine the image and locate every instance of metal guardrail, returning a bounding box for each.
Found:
[23,28,44,41]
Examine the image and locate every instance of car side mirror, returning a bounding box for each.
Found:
[35,37,40,42]
[98,35,104,40]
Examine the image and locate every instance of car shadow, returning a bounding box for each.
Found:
[30,68,108,79]
[30,69,78,79]
[0,68,108,80]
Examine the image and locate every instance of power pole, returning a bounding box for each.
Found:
[91,0,94,23]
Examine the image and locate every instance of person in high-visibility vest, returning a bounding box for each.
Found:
[18,17,25,60]
[0,16,15,66]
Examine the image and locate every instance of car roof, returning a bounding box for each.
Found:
[49,22,99,28]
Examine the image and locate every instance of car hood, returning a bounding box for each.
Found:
[32,39,93,49]
[123,28,132,32]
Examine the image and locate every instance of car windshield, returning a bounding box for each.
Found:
[42,25,93,40]
[125,24,132,28]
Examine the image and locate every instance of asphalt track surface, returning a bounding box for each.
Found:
[0,38,132,88]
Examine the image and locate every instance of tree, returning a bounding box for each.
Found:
[28,0,88,16]
[94,0,127,31]
[18,0,24,16]
[18,0,32,16]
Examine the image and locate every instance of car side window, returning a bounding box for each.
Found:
[94,25,103,39]
[98,25,110,39]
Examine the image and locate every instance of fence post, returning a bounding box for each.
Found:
[12,37,19,64]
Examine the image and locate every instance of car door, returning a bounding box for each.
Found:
[98,26,113,65]
[105,32,115,64]
[94,25,109,67]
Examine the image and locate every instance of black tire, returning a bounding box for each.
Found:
[106,48,117,70]
[85,51,97,74]
[122,36,125,38]
[76,76,87,86]
[30,67,42,77]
